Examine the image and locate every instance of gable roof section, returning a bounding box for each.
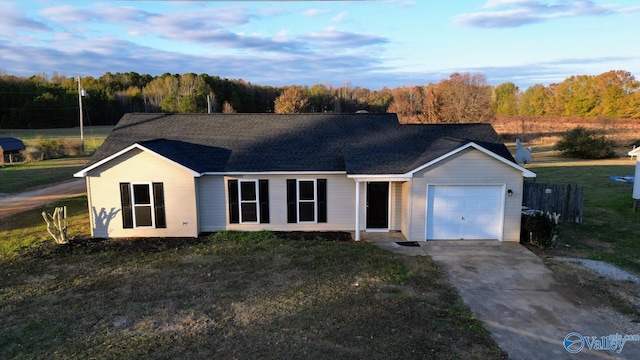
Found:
[79,113,530,177]
[0,137,25,152]
[74,142,202,177]
[407,141,536,177]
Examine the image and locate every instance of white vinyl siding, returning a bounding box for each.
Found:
[198,174,355,232]
[409,148,523,242]
[85,148,198,238]
[391,182,403,231]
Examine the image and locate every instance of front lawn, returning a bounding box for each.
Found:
[527,159,640,272]
[0,204,504,359]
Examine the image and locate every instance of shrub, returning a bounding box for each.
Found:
[21,146,44,162]
[62,139,83,156]
[521,212,558,249]
[34,137,64,159]
[554,126,616,159]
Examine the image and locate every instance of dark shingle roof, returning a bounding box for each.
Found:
[89,113,516,175]
[0,137,25,152]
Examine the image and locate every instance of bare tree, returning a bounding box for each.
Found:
[436,72,493,123]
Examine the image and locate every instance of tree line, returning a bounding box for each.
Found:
[0,69,638,129]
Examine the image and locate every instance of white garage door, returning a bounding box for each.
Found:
[426,185,503,240]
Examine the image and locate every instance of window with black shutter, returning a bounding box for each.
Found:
[228,179,269,224]
[286,179,327,223]
[120,182,166,229]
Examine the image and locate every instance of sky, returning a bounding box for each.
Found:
[1,0,639,90]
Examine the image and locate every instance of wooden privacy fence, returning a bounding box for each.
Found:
[522,182,584,223]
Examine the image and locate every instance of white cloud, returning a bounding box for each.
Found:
[331,11,347,22]
[0,1,51,37]
[454,0,617,28]
[303,8,330,16]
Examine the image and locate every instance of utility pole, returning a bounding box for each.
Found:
[77,76,85,154]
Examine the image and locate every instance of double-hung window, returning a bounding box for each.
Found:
[228,179,269,224]
[297,180,316,222]
[287,179,327,223]
[120,182,166,229]
[239,180,259,223]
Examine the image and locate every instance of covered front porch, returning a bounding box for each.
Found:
[351,177,411,241]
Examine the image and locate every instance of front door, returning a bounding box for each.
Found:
[366,182,389,229]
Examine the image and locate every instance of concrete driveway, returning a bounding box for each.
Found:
[375,240,640,359]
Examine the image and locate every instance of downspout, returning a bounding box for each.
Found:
[85,176,95,238]
[355,180,361,241]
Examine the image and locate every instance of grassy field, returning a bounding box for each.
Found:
[0,126,111,193]
[0,126,112,154]
[0,202,504,359]
[0,158,88,193]
[526,158,640,272]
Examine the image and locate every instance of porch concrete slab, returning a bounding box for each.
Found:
[420,241,640,359]
[372,241,429,257]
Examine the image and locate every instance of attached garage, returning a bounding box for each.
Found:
[426,184,505,240]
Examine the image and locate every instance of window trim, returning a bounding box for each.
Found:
[131,182,155,228]
[228,179,269,224]
[238,179,260,224]
[297,179,318,223]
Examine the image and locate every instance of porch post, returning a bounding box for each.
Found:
[355,180,361,241]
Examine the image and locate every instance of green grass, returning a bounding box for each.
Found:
[0,158,88,193]
[0,209,505,359]
[0,196,89,260]
[0,126,112,193]
[527,160,640,272]
[0,126,112,154]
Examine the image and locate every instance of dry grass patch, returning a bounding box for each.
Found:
[0,231,505,359]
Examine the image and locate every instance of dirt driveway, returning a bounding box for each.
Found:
[0,179,86,219]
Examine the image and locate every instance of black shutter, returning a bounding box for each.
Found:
[287,179,297,223]
[259,180,270,224]
[317,179,327,223]
[120,183,133,229]
[153,183,166,228]
[228,180,239,224]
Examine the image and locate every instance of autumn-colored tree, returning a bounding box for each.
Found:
[519,84,549,116]
[274,85,309,113]
[436,72,493,123]
[222,101,236,113]
[593,70,640,118]
[387,86,424,121]
[420,84,440,123]
[142,74,179,112]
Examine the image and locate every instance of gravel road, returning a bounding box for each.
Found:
[0,179,86,219]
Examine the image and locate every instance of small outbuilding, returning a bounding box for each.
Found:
[0,137,26,164]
